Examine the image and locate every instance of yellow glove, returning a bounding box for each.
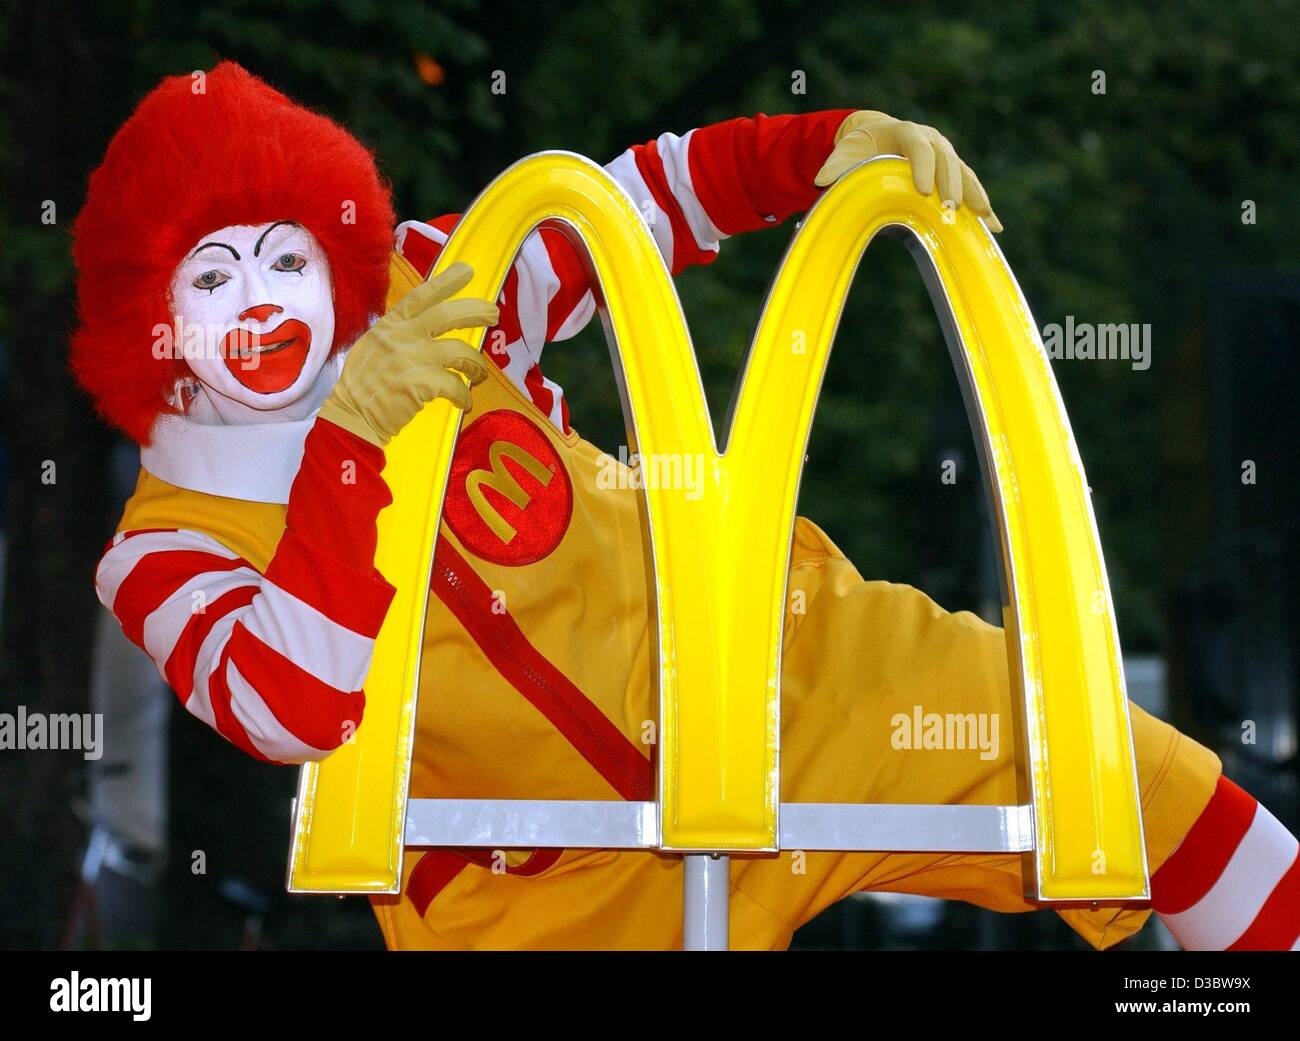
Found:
[814,110,1002,232]
[318,262,500,447]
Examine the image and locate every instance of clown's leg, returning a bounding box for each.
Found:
[731,517,1299,950]
[1150,775,1299,949]
[369,516,1296,951]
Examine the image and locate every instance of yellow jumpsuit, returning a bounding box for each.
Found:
[119,253,1220,949]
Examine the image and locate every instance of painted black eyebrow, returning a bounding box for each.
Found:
[190,241,240,261]
[254,220,299,257]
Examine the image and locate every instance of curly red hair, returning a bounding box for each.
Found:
[71,61,396,444]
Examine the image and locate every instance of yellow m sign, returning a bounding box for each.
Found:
[288,153,1148,906]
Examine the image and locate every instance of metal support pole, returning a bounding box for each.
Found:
[683,853,729,950]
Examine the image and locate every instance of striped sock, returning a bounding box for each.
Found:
[1151,775,1300,950]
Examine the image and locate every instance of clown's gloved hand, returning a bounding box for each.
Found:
[814,110,1002,232]
[318,262,499,447]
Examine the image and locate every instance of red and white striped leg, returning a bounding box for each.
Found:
[1151,775,1300,950]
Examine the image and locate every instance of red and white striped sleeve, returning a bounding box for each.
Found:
[94,418,397,765]
[395,109,855,431]
[1151,775,1300,949]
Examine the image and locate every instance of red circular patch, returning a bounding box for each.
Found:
[443,410,573,566]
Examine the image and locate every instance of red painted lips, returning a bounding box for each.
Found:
[221,318,312,394]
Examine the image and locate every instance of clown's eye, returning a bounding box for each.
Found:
[271,252,306,273]
[192,270,230,293]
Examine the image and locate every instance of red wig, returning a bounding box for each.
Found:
[71,61,396,444]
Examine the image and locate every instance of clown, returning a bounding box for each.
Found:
[74,63,1297,950]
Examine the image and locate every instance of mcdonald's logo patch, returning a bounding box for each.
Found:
[443,409,573,566]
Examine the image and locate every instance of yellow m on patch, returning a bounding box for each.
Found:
[466,441,555,544]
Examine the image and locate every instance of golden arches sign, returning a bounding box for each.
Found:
[288,153,1148,904]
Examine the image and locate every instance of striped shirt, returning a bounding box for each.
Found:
[394,110,852,431]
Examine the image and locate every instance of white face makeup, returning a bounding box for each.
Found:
[168,221,335,414]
